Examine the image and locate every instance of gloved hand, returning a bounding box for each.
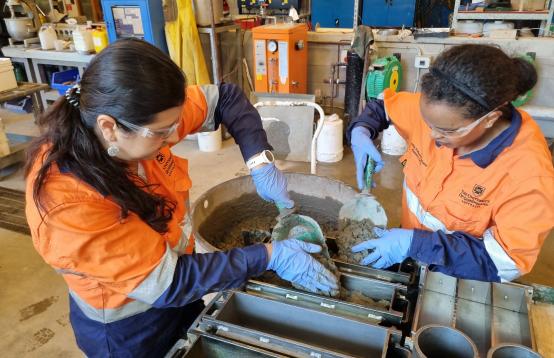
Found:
[251,163,294,209]
[352,228,413,269]
[267,239,339,296]
[351,126,385,191]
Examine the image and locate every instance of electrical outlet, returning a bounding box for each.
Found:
[415,56,431,69]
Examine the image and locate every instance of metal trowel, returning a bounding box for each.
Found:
[339,160,387,227]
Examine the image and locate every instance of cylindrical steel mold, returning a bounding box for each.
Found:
[413,324,478,358]
[487,343,542,358]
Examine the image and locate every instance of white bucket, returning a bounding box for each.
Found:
[197,127,222,152]
[381,124,407,155]
[316,114,343,163]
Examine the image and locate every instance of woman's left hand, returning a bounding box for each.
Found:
[251,163,294,209]
[352,228,414,268]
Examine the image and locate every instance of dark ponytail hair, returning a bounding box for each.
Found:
[25,38,186,233]
[421,44,537,119]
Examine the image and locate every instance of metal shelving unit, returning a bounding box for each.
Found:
[452,0,554,36]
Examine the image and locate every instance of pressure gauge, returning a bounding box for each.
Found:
[267,40,278,53]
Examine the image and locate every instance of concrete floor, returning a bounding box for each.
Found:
[1,110,553,356]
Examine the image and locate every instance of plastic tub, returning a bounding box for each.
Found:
[381,124,407,155]
[51,68,79,95]
[316,114,343,163]
[197,127,222,152]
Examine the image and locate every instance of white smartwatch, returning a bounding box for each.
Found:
[246,150,275,170]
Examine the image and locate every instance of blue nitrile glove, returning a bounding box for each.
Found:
[251,163,294,209]
[267,239,339,296]
[352,228,413,269]
[351,126,385,191]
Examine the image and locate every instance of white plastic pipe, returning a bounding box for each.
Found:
[254,101,326,175]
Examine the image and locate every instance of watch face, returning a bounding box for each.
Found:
[264,150,275,162]
[267,40,278,53]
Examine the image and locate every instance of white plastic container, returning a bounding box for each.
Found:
[381,124,407,155]
[483,21,514,36]
[198,127,222,152]
[0,58,17,92]
[316,114,343,163]
[455,20,483,35]
[72,26,94,54]
[39,24,57,50]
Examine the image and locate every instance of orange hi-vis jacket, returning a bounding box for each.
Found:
[25,84,270,357]
[350,89,554,282]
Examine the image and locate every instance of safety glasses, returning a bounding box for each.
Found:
[426,103,506,138]
[115,117,180,139]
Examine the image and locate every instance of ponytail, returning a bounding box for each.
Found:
[25,39,184,233]
[512,57,537,96]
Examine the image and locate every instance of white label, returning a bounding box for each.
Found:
[310,352,322,358]
[278,41,288,85]
[255,40,267,76]
[217,325,229,332]
[368,313,383,321]
[285,294,298,300]
[259,337,270,343]
[320,302,335,309]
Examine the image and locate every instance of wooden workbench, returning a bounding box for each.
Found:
[0,82,46,177]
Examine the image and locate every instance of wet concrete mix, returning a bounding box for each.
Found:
[198,193,387,309]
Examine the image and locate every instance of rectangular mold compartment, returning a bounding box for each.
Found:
[245,279,402,326]
[339,273,408,320]
[184,332,286,357]
[212,291,390,357]
[332,259,413,286]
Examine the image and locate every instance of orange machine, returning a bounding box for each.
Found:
[252,23,308,94]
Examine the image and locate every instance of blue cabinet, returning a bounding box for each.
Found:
[361,0,415,27]
[311,0,414,28]
[101,0,167,53]
[311,0,355,28]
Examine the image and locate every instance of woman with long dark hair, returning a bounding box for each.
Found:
[25,38,338,357]
[348,44,554,282]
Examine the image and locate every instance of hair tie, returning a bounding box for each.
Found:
[64,83,81,109]
[430,67,491,111]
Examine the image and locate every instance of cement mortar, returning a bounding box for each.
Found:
[198,192,343,251]
[329,218,377,265]
[198,192,382,306]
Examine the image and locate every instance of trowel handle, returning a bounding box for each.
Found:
[364,159,375,192]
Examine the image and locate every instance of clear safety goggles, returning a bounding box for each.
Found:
[426,103,506,138]
[115,117,180,139]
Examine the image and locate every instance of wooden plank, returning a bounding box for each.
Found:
[530,302,554,357]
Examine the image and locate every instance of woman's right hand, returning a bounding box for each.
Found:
[266,239,339,296]
[351,126,385,191]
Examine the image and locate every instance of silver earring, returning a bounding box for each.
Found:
[107,145,120,157]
